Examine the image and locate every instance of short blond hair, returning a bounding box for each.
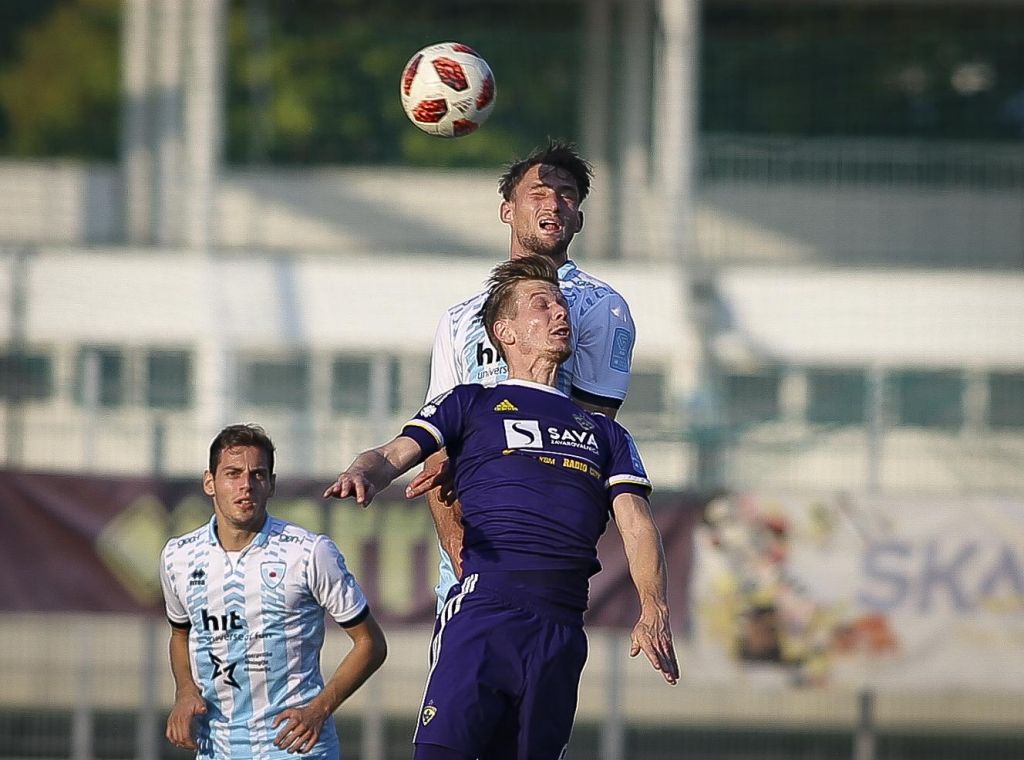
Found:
[480,256,560,363]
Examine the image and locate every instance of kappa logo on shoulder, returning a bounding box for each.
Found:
[494,399,518,412]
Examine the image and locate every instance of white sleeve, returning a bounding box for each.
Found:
[308,536,369,627]
[425,309,460,401]
[159,544,189,625]
[569,291,635,405]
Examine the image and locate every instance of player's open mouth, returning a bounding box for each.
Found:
[552,326,570,338]
[539,218,562,232]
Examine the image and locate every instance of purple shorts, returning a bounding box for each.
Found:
[413,573,589,759]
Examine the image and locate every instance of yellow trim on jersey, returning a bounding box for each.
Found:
[405,418,444,448]
[607,474,653,490]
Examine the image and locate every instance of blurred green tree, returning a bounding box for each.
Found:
[0,0,581,166]
[0,0,120,158]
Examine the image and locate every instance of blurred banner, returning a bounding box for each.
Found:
[689,491,1024,692]
[0,470,699,628]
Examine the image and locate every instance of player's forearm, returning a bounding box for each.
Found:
[615,498,671,614]
[310,623,387,717]
[426,488,464,570]
[346,448,403,492]
[168,628,201,698]
[624,525,671,612]
[423,451,463,561]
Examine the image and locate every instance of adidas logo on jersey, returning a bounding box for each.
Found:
[493,399,518,412]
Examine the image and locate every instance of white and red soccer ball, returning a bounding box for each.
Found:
[400,42,496,138]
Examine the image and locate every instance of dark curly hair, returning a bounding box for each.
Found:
[497,139,593,203]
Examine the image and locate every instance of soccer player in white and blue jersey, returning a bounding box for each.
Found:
[160,424,386,759]
[410,141,637,610]
[325,257,676,760]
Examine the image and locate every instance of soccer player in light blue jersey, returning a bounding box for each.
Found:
[160,424,386,759]
[409,141,638,611]
[325,257,676,760]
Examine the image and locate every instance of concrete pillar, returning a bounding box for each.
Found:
[154,0,185,245]
[580,0,614,260]
[618,0,654,260]
[120,0,154,244]
[183,0,226,252]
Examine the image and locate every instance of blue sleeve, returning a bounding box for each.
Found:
[569,291,635,406]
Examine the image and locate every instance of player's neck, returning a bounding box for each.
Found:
[506,357,559,388]
[215,514,267,552]
[509,248,568,268]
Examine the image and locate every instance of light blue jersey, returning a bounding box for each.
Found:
[425,259,636,609]
[160,515,368,760]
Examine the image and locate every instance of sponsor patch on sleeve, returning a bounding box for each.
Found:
[610,327,632,373]
[626,434,648,478]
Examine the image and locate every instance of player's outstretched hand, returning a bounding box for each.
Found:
[272,703,330,754]
[323,471,377,507]
[405,456,456,503]
[629,608,679,686]
[166,689,207,751]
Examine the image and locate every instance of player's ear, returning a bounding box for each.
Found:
[499,199,513,225]
[202,470,215,497]
[268,474,277,497]
[576,209,584,232]
[493,318,515,349]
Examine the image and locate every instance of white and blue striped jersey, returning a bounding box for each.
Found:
[159,515,368,760]
[425,259,636,608]
[426,259,635,406]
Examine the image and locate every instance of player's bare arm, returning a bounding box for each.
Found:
[166,625,207,750]
[413,450,465,579]
[406,449,456,502]
[273,613,387,754]
[323,436,424,506]
[611,491,680,685]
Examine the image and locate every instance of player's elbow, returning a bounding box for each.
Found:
[367,633,388,674]
[363,621,388,673]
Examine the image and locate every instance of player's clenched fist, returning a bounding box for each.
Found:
[166,689,207,751]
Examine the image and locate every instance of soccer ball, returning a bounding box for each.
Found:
[400,42,496,138]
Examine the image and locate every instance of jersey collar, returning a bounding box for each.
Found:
[500,378,568,398]
[206,513,277,549]
[557,259,578,281]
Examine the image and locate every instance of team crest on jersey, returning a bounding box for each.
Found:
[573,412,595,430]
[419,389,453,419]
[421,704,437,726]
[261,561,286,588]
[494,399,518,412]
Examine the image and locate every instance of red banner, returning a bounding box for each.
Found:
[0,470,702,629]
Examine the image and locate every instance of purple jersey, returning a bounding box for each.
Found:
[402,379,651,612]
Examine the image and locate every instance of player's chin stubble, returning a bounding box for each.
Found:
[522,233,569,259]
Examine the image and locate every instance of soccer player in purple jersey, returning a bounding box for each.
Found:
[324,256,677,760]
[410,141,637,611]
